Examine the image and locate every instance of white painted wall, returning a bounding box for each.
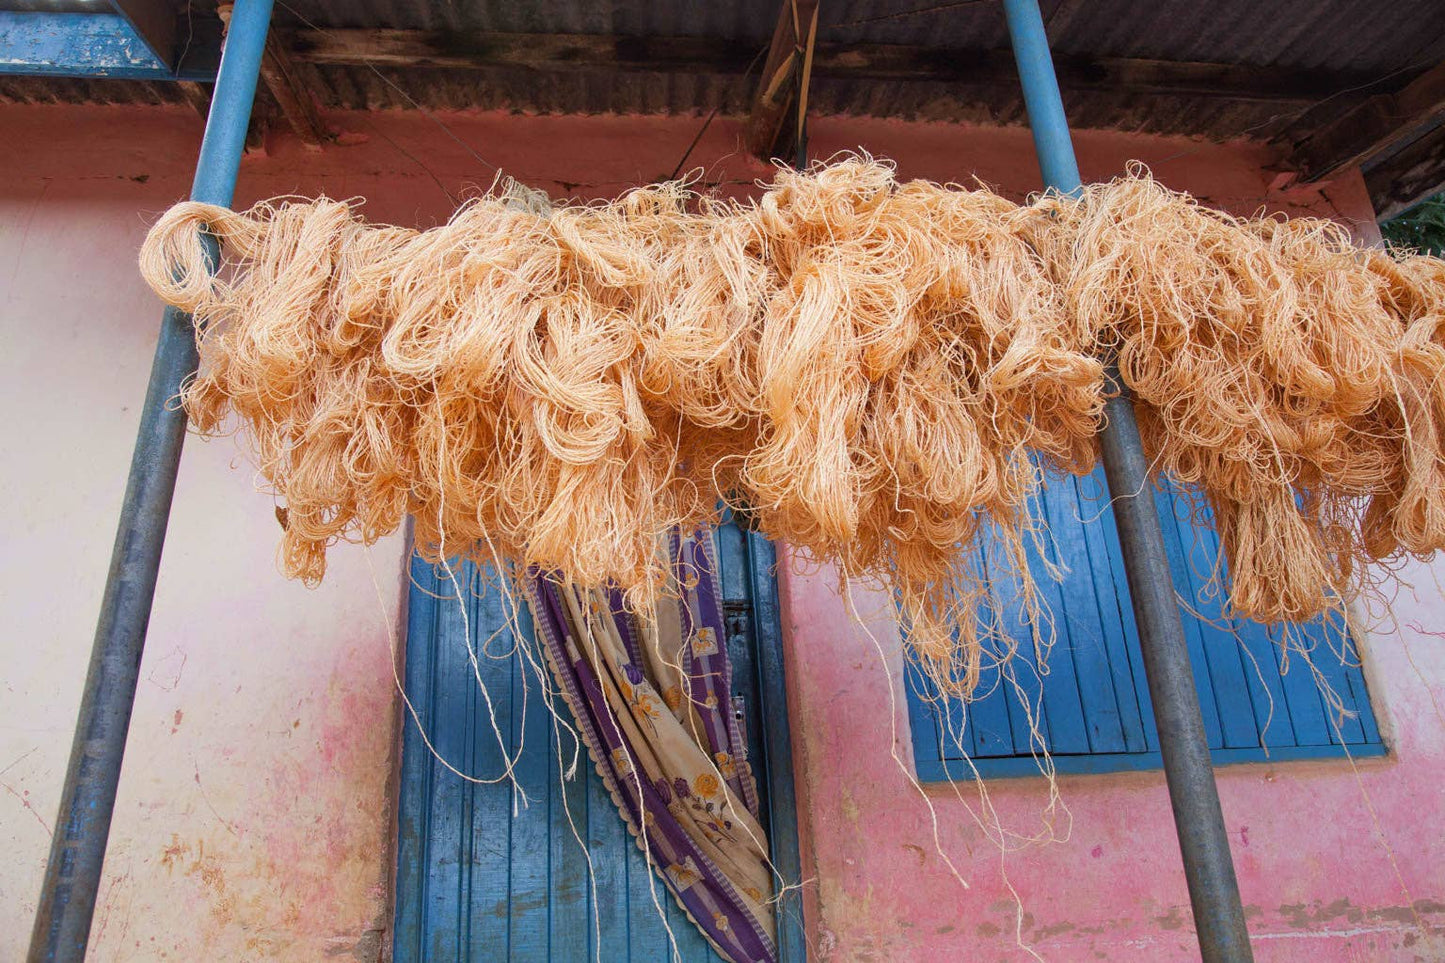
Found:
[0,108,409,961]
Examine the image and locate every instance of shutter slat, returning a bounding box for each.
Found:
[1301,613,1368,745]
[1093,473,1162,753]
[585,729,634,953]
[968,546,1025,758]
[469,573,516,959]
[965,663,1024,758]
[1268,623,1337,747]
[904,659,949,768]
[549,681,593,963]
[1046,474,1130,753]
[426,560,474,959]
[1151,485,1228,749]
[1025,484,1093,754]
[1160,486,1261,750]
[1341,632,1384,747]
[1233,614,1299,752]
[936,659,972,757]
[393,555,438,959]
[510,599,553,962]
[1074,470,1152,753]
[985,535,1054,755]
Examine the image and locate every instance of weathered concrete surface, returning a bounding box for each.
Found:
[1,104,1440,960]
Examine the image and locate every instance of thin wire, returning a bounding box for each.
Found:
[275,0,499,173]
[177,0,198,73]
[368,123,459,206]
[1153,53,1444,166]
[668,38,770,181]
[668,107,721,182]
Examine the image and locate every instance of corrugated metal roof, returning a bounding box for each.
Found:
[820,0,1445,73]
[1042,0,1445,73]
[0,0,1440,145]
[0,73,192,106]
[265,0,1445,74]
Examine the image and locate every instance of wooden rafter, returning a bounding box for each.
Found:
[215,3,328,149]
[1280,59,1445,183]
[1366,126,1445,219]
[259,34,329,149]
[175,79,211,119]
[282,28,1383,109]
[744,0,820,161]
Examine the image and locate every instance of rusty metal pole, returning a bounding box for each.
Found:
[1000,1,1255,960]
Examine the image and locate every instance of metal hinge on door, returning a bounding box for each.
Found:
[722,599,754,769]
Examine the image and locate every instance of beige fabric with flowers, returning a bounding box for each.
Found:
[548,574,776,946]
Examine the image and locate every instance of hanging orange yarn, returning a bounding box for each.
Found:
[138,157,1445,695]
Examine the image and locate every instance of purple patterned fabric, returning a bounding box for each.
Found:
[526,529,776,963]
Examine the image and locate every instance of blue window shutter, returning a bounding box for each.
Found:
[1041,476,1132,754]
[905,466,1387,780]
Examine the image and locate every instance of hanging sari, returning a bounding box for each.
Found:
[526,528,777,963]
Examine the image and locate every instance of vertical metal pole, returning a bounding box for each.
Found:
[28,3,273,960]
[999,2,1255,961]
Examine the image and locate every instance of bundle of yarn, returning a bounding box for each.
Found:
[139,157,1445,695]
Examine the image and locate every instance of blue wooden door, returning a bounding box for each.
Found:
[393,523,804,962]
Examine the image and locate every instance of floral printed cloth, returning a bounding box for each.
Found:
[527,529,776,963]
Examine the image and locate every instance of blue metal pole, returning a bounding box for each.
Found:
[1000,2,1255,961]
[27,3,273,960]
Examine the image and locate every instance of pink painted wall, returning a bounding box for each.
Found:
[0,103,1439,960]
[781,557,1445,961]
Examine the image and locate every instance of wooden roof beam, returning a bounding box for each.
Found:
[1366,126,1445,220]
[284,28,1378,109]
[217,3,327,149]
[744,0,819,161]
[175,79,211,118]
[259,33,329,150]
[1280,59,1445,183]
